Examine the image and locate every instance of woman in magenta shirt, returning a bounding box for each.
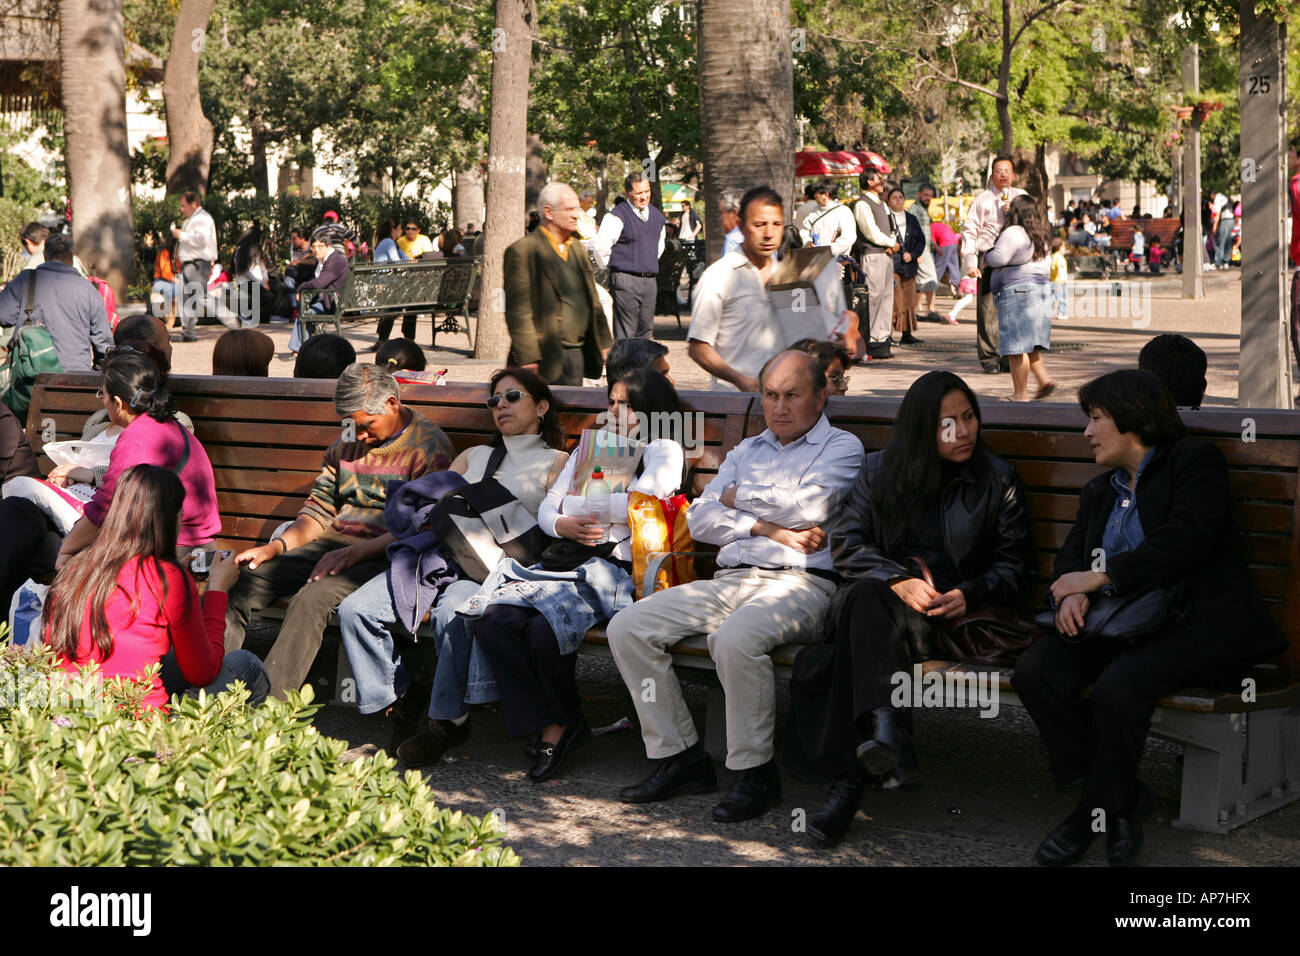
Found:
[45,464,267,711]
[55,352,221,570]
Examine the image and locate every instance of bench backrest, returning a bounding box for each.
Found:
[1109,218,1180,250]
[24,376,1300,671]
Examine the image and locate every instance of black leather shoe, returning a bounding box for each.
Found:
[524,732,543,759]
[619,746,717,803]
[856,706,910,776]
[1107,785,1155,866]
[900,332,923,344]
[712,760,782,823]
[528,719,590,782]
[808,773,869,846]
[396,716,471,767]
[1035,806,1095,866]
[865,341,893,360]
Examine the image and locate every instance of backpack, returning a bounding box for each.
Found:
[88,275,120,330]
[0,272,64,425]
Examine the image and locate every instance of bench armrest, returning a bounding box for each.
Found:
[642,550,714,598]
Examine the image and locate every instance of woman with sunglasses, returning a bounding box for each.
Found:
[0,330,197,618]
[337,367,569,759]
[466,368,687,782]
[45,464,268,712]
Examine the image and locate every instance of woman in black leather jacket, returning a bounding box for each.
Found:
[1014,370,1286,867]
[788,370,1035,846]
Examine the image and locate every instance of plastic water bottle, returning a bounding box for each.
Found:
[585,467,612,545]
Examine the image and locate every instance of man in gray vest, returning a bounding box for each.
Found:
[852,166,900,360]
[594,171,666,341]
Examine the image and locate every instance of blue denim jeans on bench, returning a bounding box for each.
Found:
[337,573,495,717]
[160,648,271,706]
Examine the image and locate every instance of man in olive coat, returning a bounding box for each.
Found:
[504,182,612,385]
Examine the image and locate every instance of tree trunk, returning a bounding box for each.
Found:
[524,132,547,214]
[697,0,795,262]
[453,165,486,230]
[476,0,536,361]
[997,0,1013,154]
[163,0,216,196]
[59,0,135,295]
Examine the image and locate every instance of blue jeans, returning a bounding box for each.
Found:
[1214,217,1235,266]
[151,278,181,314]
[162,649,271,706]
[337,573,495,717]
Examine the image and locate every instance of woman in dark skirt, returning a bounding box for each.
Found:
[787,370,1035,846]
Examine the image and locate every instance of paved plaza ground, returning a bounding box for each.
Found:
[150,268,1300,865]
[163,269,1264,408]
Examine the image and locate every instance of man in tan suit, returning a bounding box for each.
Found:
[505,182,612,385]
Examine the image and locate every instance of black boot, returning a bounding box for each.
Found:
[808,769,870,846]
[856,706,911,776]
[712,760,782,823]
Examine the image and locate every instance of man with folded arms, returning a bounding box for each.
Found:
[606,350,864,822]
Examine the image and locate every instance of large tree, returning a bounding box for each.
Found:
[59,0,135,293]
[697,0,795,260]
[476,0,536,361]
[162,0,216,195]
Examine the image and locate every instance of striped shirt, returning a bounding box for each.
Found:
[300,409,454,541]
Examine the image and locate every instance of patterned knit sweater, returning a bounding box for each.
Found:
[300,408,454,541]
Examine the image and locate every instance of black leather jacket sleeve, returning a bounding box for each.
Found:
[830,452,910,584]
[956,462,1035,609]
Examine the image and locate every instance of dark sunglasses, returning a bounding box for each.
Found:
[105,344,144,359]
[486,389,525,409]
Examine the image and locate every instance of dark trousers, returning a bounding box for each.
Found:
[554,347,585,386]
[376,312,418,343]
[472,604,582,738]
[180,259,211,339]
[1012,626,1258,816]
[787,577,937,779]
[610,271,657,340]
[223,537,388,700]
[0,496,56,620]
[975,253,1003,372]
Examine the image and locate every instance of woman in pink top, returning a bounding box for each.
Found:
[44,464,267,711]
[55,352,221,571]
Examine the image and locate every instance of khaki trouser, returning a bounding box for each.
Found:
[606,567,836,771]
[859,254,894,343]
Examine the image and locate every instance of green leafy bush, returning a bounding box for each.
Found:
[0,640,518,866]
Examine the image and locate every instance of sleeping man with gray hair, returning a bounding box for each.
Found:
[223,363,455,700]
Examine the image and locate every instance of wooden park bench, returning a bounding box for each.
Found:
[299,258,479,349]
[1108,217,1181,269]
[24,375,1300,834]
[655,240,688,328]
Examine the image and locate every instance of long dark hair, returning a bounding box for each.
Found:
[1004,195,1051,260]
[617,367,681,419]
[490,366,564,449]
[873,371,987,553]
[103,353,177,423]
[44,465,187,661]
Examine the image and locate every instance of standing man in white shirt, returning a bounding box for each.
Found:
[961,156,1026,372]
[172,191,219,343]
[606,349,865,823]
[801,180,857,257]
[593,172,666,341]
[852,165,900,360]
[685,186,786,392]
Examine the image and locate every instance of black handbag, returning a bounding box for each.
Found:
[1034,581,1184,643]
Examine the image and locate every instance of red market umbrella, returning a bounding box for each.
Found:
[849,150,892,175]
[795,150,865,178]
